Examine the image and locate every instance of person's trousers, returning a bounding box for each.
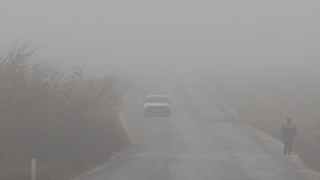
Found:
[283,138,293,154]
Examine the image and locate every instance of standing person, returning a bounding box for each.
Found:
[281,118,297,155]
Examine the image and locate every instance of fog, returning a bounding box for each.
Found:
[1,1,320,179]
[1,1,319,78]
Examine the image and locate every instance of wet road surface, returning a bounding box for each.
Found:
[75,76,319,180]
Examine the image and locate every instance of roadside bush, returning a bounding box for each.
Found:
[0,42,129,180]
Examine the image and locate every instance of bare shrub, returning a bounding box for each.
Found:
[0,42,128,180]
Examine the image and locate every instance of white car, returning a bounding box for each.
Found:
[143,95,171,116]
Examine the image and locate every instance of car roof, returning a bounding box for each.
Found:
[147,95,168,98]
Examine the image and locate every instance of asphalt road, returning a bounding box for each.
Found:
[75,75,319,180]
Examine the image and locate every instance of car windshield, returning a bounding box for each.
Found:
[147,97,168,102]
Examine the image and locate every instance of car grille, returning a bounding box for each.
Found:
[148,106,165,109]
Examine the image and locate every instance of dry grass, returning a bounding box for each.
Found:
[0,42,129,180]
[211,76,320,172]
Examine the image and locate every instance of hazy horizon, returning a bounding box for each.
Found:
[1,1,319,78]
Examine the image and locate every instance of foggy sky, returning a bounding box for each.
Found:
[0,1,319,77]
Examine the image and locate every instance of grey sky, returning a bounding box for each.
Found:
[0,1,319,77]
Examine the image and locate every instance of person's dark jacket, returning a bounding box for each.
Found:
[281,122,297,140]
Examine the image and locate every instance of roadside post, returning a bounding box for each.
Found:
[31,158,36,180]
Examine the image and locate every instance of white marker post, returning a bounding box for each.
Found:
[31,158,36,180]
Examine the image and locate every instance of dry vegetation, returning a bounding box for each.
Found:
[0,42,129,180]
[212,76,320,172]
